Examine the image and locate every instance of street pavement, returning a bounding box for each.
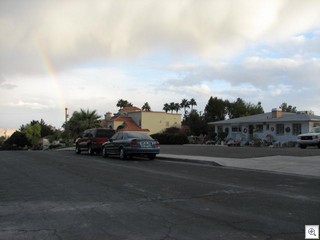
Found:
[1,150,319,240]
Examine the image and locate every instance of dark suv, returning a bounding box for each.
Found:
[75,128,115,155]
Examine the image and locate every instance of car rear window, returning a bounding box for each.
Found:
[96,129,115,138]
[125,132,152,140]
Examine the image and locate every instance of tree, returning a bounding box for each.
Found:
[142,102,151,111]
[247,101,264,115]
[204,96,228,122]
[3,131,31,149]
[169,102,176,113]
[163,103,170,113]
[0,136,5,146]
[279,102,297,113]
[64,109,101,139]
[22,119,55,138]
[180,99,190,115]
[174,103,181,113]
[23,123,41,148]
[227,98,247,119]
[116,99,133,109]
[189,98,197,111]
[182,109,207,136]
[227,98,264,119]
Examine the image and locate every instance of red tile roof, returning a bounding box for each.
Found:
[122,106,141,111]
[113,116,149,132]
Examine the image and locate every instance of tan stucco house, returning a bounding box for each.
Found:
[209,108,320,145]
[101,107,181,135]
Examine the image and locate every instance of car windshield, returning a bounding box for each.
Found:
[313,127,320,133]
[124,132,152,140]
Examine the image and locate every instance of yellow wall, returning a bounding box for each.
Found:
[129,111,181,135]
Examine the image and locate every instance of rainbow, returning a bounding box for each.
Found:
[36,42,67,123]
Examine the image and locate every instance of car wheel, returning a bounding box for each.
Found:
[119,148,127,160]
[300,145,307,149]
[75,145,81,154]
[88,145,94,155]
[102,146,108,158]
[148,154,156,160]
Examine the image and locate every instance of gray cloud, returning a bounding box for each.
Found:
[1,0,320,128]
[1,0,320,75]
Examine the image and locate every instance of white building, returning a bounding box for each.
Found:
[209,108,320,145]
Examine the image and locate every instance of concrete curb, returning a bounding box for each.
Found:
[157,155,222,167]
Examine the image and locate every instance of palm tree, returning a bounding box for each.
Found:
[66,109,101,139]
[189,98,197,111]
[174,103,181,113]
[169,102,176,113]
[142,102,151,111]
[163,103,170,113]
[180,98,190,115]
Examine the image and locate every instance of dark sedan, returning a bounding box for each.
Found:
[102,131,160,160]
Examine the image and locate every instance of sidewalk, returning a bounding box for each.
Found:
[158,154,320,178]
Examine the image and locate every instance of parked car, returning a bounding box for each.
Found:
[75,128,115,155]
[102,131,160,160]
[297,127,320,149]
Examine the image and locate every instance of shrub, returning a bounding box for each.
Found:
[151,132,188,145]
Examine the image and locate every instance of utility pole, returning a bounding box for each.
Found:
[65,108,69,123]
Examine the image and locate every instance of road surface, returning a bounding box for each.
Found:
[0,150,319,240]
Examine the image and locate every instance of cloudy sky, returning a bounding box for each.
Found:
[1,0,320,129]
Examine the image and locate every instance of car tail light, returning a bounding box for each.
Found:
[97,137,108,143]
[130,141,140,147]
[154,141,160,147]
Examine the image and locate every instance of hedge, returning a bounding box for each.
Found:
[151,133,188,145]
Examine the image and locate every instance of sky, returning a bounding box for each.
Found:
[1,0,320,130]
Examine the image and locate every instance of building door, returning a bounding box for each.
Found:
[249,125,254,140]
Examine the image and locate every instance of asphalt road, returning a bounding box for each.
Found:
[0,150,319,240]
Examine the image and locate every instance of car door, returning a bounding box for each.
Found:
[107,132,120,154]
[79,130,90,148]
[113,131,124,154]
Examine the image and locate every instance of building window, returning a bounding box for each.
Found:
[314,122,320,127]
[292,124,301,135]
[266,124,270,131]
[276,124,284,135]
[231,126,241,132]
[256,125,263,133]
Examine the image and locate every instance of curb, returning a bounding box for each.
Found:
[156,155,222,167]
